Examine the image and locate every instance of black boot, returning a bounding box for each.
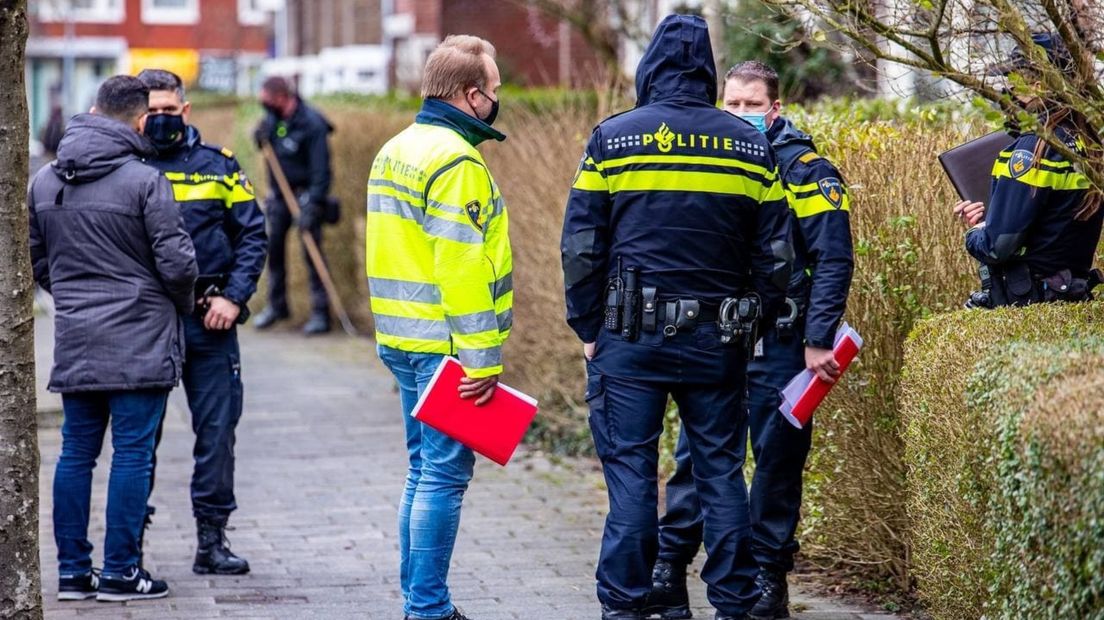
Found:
[253,307,288,330]
[602,603,644,620]
[748,569,789,620]
[193,518,250,575]
[714,614,749,620]
[645,559,692,619]
[302,312,331,335]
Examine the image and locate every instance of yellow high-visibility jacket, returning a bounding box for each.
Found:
[366,120,512,378]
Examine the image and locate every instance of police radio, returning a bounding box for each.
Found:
[603,258,624,332]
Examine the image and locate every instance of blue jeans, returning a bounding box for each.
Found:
[54,389,167,577]
[377,345,476,620]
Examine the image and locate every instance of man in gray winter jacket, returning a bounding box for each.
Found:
[29,75,197,602]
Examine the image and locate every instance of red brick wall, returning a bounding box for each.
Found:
[441,0,601,87]
[31,0,267,52]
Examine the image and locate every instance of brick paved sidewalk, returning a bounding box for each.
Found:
[36,318,899,620]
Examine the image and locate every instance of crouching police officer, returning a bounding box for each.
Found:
[561,16,794,620]
[955,33,1103,308]
[137,69,267,574]
[648,62,854,620]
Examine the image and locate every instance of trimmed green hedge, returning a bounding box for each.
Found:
[901,302,1104,619]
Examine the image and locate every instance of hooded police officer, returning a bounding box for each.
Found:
[561,15,794,620]
[648,61,855,620]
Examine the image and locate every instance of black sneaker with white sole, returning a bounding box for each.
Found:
[57,568,100,600]
[96,566,169,602]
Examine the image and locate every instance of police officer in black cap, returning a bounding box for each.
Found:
[137,69,266,574]
[561,15,794,620]
[955,33,1103,306]
[252,76,336,334]
[647,61,854,620]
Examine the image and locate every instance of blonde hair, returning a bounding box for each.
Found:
[420,35,496,100]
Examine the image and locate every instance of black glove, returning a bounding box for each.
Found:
[253,120,272,149]
[298,199,321,231]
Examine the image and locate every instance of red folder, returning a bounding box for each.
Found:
[411,357,538,466]
[778,323,863,429]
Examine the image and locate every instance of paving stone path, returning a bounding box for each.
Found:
[35,317,900,620]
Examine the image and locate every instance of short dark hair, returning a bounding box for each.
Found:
[95,75,150,122]
[136,68,186,100]
[725,61,780,102]
[261,76,294,98]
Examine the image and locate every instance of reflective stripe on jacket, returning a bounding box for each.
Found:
[366,117,512,378]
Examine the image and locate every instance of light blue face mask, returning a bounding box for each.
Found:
[737,112,769,133]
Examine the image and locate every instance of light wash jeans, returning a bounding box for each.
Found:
[378,345,475,620]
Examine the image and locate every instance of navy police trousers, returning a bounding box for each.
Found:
[657,323,811,573]
[586,324,759,616]
[151,315,244,522]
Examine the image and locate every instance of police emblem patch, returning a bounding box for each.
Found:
[465,200,484,228]
[1009,149,1035,179]
[818,177,845,209]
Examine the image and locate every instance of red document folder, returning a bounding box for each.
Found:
[778,323,864,429]
[411,357,538,466]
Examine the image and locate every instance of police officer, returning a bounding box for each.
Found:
[252,76,335,334]
[562,17,794,620]
[137,69,266,575]
[956,33,1102,307]
[647,61,854,620]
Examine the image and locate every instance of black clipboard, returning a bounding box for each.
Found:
[938,131,1016,203]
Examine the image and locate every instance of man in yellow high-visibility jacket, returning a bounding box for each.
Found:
[365,34,511,620]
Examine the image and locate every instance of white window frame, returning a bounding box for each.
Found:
[36,0,126,24]
[141,0,199,25]
[237,0,267,26]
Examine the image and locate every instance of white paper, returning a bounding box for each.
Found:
[777,322,863,429]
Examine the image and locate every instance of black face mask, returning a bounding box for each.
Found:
[262,102,282,118]
[474,88,499,126]
[144,113,186,152]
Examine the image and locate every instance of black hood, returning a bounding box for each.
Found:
[635,14,717,107]
[53,113,156,184]
[767,116,816,152]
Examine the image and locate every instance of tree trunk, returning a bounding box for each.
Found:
[0,2,43,619]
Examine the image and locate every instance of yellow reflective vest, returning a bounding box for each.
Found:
[366,122,512,378]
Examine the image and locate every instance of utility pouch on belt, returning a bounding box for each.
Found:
[662,299,700,338]
[1003,262,1036,305]
[641,287,658,333]
[1042,268,1099,302]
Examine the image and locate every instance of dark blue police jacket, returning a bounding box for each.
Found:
[768,117,854,350]
[561,14,793,343]
[146,126,268,310]
[967,125,1103,279]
